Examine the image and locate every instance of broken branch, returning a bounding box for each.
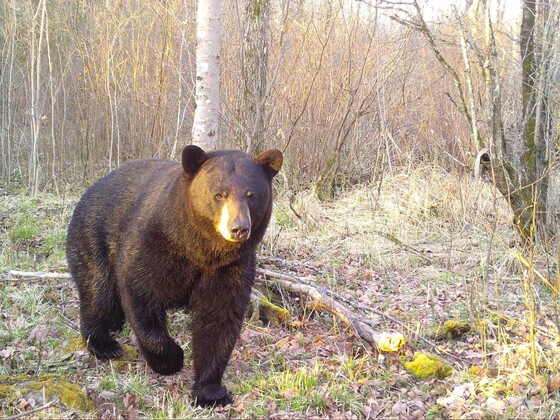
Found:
[256,268,406,352]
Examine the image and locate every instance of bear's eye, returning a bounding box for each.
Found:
[214,193,227,201]
[247,192,256,199]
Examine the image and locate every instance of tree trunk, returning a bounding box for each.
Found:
[29,0,47,197]
[240,0,270,154]
[520,1,537,181]
[192,0,222,151]
[517,0,558,240]
[533,0,558,238]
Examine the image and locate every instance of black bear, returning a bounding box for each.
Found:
[66,145,282,407]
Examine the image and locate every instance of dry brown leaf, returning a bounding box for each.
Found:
[547,374,560,393]
[391,400,408,416]
[0,347,14,358]
[123,393,138,419]
[278,387,299,400]
[485,397,505,415]
[28,326,51,343]
[99,390,116,400]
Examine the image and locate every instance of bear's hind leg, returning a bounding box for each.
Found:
[82,302,125,359]
[76,274,124,360]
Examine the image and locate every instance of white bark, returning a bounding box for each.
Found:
[192,0,222,151]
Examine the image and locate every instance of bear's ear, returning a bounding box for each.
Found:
[182,145,208,176]
[255,149,283,178]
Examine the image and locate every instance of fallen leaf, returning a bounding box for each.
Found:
[547,374,560,393]
[28,325,51,343]
[0,347,14,358]
[123,393,138,419]
[361,400,380,418]
[18,399,31,410]
[437,394,466,413]
[452,382,475,398]
[485,397,505,415]
[99,390,116,400]
[391,401,408,416]
[278,387,298,400]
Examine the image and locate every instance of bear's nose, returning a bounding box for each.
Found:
[230,222,251,242]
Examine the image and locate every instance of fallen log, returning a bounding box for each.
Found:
[256,268,406,352]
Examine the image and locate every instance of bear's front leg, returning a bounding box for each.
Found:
[120,289,184,375]
[189,269,253,407]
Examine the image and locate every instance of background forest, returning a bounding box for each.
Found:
[1,0,560,418]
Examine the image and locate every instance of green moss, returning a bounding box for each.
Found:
[65,336,137,361]
[247,293,290,326]
[430,319,471,340]
[64,336,88,352]
[405,352,452,380]
[258,295,290,326]
[0,374,94,412]
[0,384,15,399]
[114,343,139,362]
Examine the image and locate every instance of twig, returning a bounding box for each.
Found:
[374,231,434,264]
[3,401,57,420]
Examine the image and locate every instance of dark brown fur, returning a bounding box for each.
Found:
[66,146,282,407]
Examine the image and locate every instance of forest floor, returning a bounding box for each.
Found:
[1,166,559,419]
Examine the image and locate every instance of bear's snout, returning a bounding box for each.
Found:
[230,220,251,242]
[216,201,252,242]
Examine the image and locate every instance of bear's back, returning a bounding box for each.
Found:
[66,159,184,272]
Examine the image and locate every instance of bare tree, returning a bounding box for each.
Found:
[240,0,270,154]
[386,0,560,243]
[28,0,48,196]
[519,0,559,239]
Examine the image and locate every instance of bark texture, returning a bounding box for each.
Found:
[192,0,223,151]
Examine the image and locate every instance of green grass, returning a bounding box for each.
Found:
[0,193,74,271]
[9,214,39,242]
[149,393,196,419]
[231,356,369,416]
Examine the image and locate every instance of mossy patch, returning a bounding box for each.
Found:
[64,336,88,352]
[0,384,14,399]
[114,343,139,362]
[405,352,452,380]
[65,336,138,361]
[0,374,94,412]
[257,295,291,326]
[248,294,291,326]
[429,319,471,340]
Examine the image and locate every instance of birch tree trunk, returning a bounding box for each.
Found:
[192,0,222,151]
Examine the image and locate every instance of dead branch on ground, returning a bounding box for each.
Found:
[256,268,406,352]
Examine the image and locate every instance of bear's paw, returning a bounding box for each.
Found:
[192,383,233,408]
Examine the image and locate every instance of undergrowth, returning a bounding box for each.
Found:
[1,167,559,418]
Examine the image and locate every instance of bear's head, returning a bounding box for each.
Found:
[182,145,283,243]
